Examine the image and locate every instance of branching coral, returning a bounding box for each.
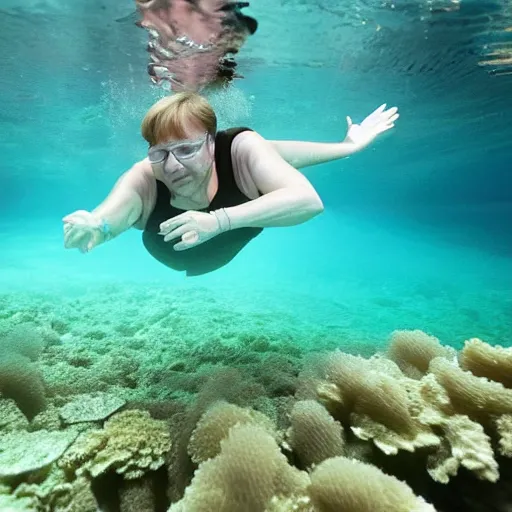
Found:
[302,333,512,487]
[407,372,499,483]
[315,351,440,456]
[426,414,498,484]
[58,409,172,480]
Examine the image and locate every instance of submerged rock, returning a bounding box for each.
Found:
[0,429,78,479]
[59,393,126,425]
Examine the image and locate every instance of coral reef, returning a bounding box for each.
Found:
[307,456,435,512]
[58,409,172,480]
[170,423,310,512]
[168,331,512,511]
[458,338,512,387]
[286,400,345,470]
[1,293,512,512]
[188,400,280,465]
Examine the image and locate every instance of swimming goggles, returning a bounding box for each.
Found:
[148,132,209,165]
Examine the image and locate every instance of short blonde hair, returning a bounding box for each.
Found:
[141,92,217,146]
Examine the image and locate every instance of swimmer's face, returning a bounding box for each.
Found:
[148,123,215,194]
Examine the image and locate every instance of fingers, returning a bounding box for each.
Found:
[369,104,387,118]
[62,217,90,229]
[183,231,199,243]
[346,115,352,128]
[62,210,90,224]
[370,104,398,120]
[172,231,200,251]
[172,241,189,251]
[63,211,101,253]
[388,112,400,124]
[380,111,399,132]
[64,230,90,249]
[378,123,395,133]
[163,224,189,242]
[63,220,93,247]
[173,239,196,251]
[371,105,399,132]
[383,106,398,121]
[64,231,96,253]
[159,213,189,234]
[64,224,76,246]
[362,104,390,125]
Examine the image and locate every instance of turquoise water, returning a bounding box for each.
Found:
[1,1,512,511]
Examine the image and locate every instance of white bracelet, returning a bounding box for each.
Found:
[212,208,231,233]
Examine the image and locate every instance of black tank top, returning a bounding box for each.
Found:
[142,127,263,276]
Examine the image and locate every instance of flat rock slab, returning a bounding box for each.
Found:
[0,429,78,479]
[59,393,126,425]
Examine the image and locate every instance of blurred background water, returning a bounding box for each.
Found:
[0,0,510,346]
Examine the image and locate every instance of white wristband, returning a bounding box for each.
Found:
[212,208,231,233]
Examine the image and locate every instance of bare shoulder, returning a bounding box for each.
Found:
[230,129,316,194]
[229,131,271,199]
[231,130,272,160]
[117,159,154,200]
[123,159,155,188]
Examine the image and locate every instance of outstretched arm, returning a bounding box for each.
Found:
[63,162,151,252]
[270,104,399,169]
[268,139,359,169]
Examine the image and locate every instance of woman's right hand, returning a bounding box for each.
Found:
[63,210,104,253]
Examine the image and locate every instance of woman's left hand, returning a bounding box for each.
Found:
[344,104,399,150]
[159,210,222,251]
